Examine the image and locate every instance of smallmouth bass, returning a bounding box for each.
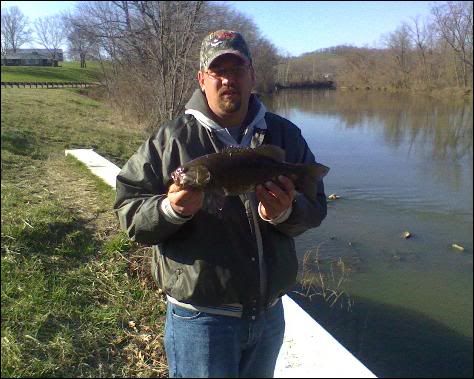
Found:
[171,145,329,202]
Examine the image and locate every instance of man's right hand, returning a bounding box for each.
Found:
[167,183,204,217]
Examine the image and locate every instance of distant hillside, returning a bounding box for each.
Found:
[1,61,104,82]
[276,50,346,88]
[277,42,473,91]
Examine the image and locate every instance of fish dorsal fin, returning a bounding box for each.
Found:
[220,145,286,162]
[220,146,252,157]
[253,145,286,162]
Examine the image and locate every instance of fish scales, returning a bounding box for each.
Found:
[171,145,329,201]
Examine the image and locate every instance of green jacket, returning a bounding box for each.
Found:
[114,97,327,319]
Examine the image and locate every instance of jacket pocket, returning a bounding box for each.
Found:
[152,245,182,293]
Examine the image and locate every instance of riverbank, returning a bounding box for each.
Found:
[337,85,472,100]
[266,85,472,102]
[1,88,167,377]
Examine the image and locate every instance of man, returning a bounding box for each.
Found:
[114,30,327,378]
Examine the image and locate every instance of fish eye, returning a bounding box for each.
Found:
[193,165,210,183]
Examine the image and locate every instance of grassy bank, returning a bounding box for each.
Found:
[1,61,103,82]
[1,88,168,377]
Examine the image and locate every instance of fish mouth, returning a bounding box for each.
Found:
[171,167,186,186]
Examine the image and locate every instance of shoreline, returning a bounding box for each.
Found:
[270,85,473,100]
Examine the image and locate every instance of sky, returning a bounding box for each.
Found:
[1,0,435,56]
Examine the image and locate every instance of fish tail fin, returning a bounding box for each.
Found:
[295,163,330,202]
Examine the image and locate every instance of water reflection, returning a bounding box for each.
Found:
[262,89,473,377]
[265,89,473,162]
[291,290,473,378]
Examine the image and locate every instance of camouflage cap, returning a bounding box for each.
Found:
[200,30,252,70]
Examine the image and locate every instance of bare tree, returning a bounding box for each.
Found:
[67,27,98,68]
[135,1,205,121]
[62,1,280,128]
[69,1,205,125]
[383,23,414,88]
[407,16,432,87]
[63,12,99,68]
[34,15,66,66]
[341,47,377,88]
[67,0,279,128]
[432,1,473,87]
[252,36,279,93]
[1,6,32,54]
[277,2,472,92]
[1,12,7,61]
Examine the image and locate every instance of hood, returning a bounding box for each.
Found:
[185,89,213,116]
[184,88,267,147]
[185,88,263,125]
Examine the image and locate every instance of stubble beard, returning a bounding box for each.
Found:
[218,87,242,113]
[219,97,242,113]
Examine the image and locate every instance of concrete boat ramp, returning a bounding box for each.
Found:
[65,148,377,378]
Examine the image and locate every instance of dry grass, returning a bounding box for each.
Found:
[56,154,170,378]
[1,88,169,377]
[296,241,354,311]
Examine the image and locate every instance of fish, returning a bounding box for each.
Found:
[170,145,329,202]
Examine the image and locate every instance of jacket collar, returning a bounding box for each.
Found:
[185,89,267,148]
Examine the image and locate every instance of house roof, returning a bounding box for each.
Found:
[6,48,63,54]
[4,48,64,60]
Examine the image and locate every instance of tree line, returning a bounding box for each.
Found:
[1,1,471,130]
[62,1,280,127]
[279,1,472,91]
[1,1,279,128]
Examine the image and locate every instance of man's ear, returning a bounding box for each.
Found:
[197,71,205,92]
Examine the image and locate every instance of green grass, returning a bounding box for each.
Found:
[1,88,167,377]
[1,61,104,82]
[1,88,145,166]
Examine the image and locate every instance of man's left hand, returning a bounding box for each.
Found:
[256,175,295,220]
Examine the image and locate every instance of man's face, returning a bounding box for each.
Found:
[198,54,255,120]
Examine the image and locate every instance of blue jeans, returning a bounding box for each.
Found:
[164,300,285,378]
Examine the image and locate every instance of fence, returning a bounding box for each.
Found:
[1,81,99,89]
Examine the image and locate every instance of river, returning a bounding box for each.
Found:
[263,89,473,378]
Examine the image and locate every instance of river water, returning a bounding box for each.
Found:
[263,89,473,378]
